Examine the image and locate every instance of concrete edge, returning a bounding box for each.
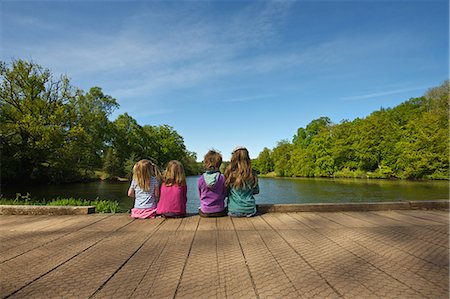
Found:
[257,200,449,213]
[0,200,447,215]
[409,200,450,210]
[0,205,96,215]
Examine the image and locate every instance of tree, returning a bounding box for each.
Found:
[64,87,118,172]
[182,151,203,175]
[394,83,449,179]
[1,60,69,181]
[0,59,118,183]
[293,116,331,147]
[255,147,274,174]
[149,125,186,166]
[271,140,294,177]
[103,115,192,177]
[255,81,448,180]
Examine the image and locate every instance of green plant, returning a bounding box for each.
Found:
[0,196,120,213]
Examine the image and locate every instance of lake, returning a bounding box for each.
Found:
[2,176,448,213]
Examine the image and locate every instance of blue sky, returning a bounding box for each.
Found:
[1,0,448,161]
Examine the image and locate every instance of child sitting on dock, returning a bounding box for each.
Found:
[224,146,259,217]
[156,160,187,218]
[198,150,228,217]
[128,159,161,219]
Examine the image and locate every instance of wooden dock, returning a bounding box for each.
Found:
[1,210,448,298]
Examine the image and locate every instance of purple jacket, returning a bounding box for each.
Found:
[198,172,227,213]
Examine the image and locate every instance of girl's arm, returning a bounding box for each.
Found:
[128,187,135,198]
[252,173,259,194]
[154,179,160,200]
[155,183,160,198]
[197,178,203,200]
[253,183,260,195]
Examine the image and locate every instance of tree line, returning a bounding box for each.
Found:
[0,59,201,184]
[253,81,449,180]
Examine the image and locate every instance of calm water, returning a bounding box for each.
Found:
[2,176,448,213]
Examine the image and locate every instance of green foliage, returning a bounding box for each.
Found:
[219,161,229,174]
[104,115,193,177]
[103,148,122,178]
[254,147,274,174]
[1,59,200,183]
[182,151,203,175]
[293,116,331,147]
[0,194,120,213]
[0,59,118,183]
[272,140,294,177]
[254,81,449,180]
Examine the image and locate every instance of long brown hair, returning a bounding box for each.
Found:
[163,160,186,186]
[132,159,161,191]
[224,147,257,189]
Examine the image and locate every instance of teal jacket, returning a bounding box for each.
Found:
[227,182,259,214]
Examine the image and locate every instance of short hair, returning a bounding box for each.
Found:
[203,150,222,170]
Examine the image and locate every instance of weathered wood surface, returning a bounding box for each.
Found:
[1,211,448,298]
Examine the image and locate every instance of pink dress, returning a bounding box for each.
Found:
[157,184,187,216]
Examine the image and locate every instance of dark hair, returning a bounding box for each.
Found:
[203,150,222,170]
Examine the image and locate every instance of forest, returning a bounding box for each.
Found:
[253,81,449,180]
[0,60,201,184]
[1,59,448,184]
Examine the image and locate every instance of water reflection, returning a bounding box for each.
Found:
[2,176,448,213]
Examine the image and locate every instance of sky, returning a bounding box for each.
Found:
[1,0,448,161]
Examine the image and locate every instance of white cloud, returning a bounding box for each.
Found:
[3,0,422,107]
[219,94,274,103]
[339,86,429,101]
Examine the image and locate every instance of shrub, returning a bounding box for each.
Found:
[0,195,120,213]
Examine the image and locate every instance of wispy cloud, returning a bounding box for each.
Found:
[3,0,425,108]
[4,3,295,75]
[219,94,274,103]
[339,86,429,101]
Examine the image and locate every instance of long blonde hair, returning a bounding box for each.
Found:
[132,159,161,191]
[224,147,258,189]
[163,160,186,186]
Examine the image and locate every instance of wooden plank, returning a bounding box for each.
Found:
[290,212,344,229]
[0,215,110,263]
[343,211,409,226]
[231,217,254,230]
[216,216,234,231]
[372,210,446,226]
[0,215,134,298]
[248,215,273,230]
[235,227,299,298]
[260,213,290,230]
[319,212,375,228]
[197,217,217,231]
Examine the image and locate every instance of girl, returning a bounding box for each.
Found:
[198,150,227,217]
[224,146,259,217]
[157,160,187,217]
[128,159,161,219]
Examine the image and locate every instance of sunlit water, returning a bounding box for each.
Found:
[2,176,448,213]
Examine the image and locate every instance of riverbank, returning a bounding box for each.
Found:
[258,171,449,180]
[1,177,448,214]
[0,196,120,213]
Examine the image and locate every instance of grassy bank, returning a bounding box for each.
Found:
[258,169,449,180]
[0,193,121,213]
